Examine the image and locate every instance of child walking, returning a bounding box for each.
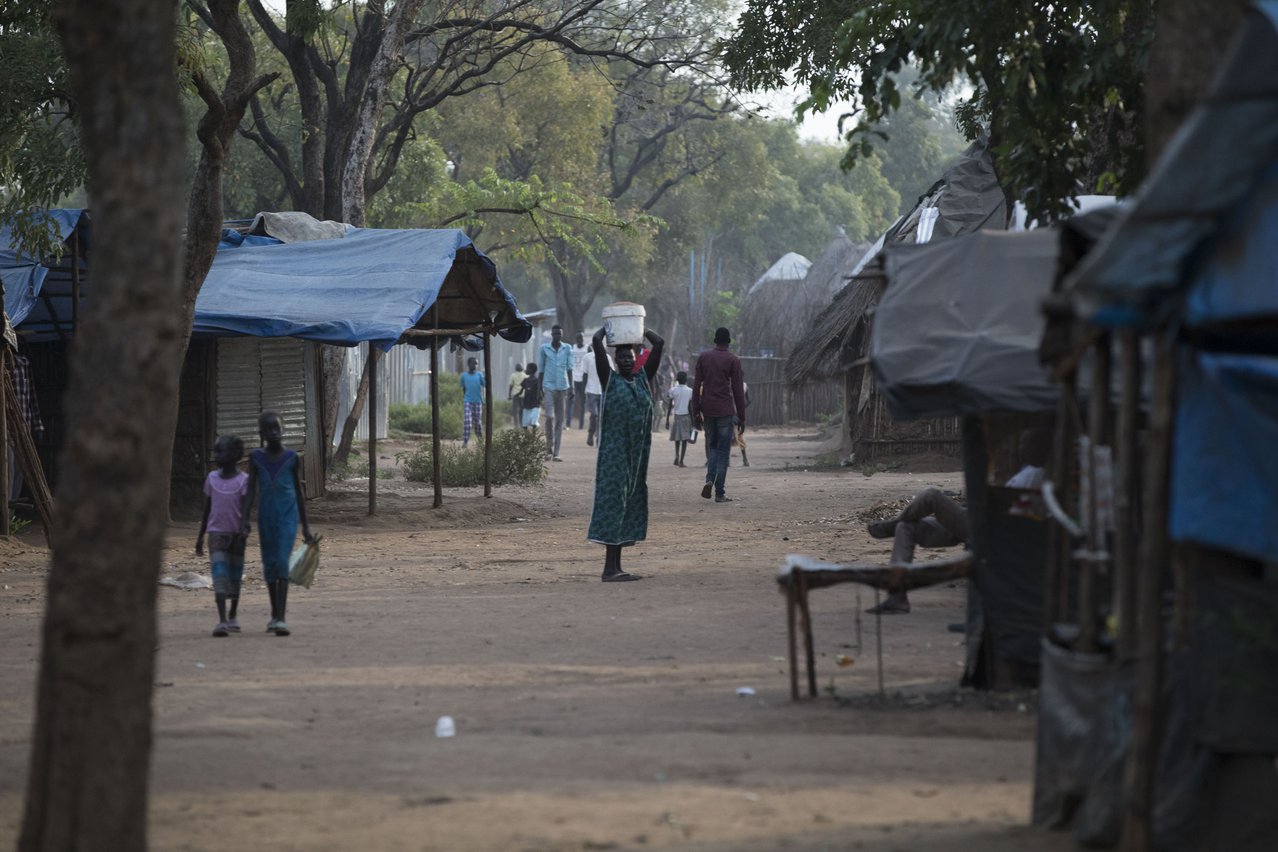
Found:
[666,371,693,467]
[245,411,315,637]
[196,435,249,637]
[519,363,542,430]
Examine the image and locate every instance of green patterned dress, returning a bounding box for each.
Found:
[587,370,653,546]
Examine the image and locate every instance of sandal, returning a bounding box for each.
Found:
[601,572,642,582]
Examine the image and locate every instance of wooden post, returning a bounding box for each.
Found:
[1115,332,1141,659]
[429,336,442,509]
[796,571,817,698]
[483,331,493,498]
[368,345,378,516]
[1046,372,1079,627]
[1121,332,1176,852]
[1,347,8,536]
[1079,335,1112,652]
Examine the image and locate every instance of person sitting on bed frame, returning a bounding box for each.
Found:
[864,429,1051,614]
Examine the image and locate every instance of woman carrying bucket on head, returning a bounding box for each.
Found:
[586,303,663,582]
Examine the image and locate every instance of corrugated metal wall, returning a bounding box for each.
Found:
[216,338,308,446]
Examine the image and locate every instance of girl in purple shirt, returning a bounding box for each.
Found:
[196,435,249,637]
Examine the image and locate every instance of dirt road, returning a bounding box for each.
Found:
[0,425,1071,851]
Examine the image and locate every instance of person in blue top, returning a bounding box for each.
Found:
[244,411,315,636]
[537,324,574,461]
[460,357,486,449]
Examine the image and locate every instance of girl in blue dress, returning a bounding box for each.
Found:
[245,411,314,636]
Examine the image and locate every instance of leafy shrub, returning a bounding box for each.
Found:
[398,427,546,487]
[388,379,463,439]
[388,402,431,434]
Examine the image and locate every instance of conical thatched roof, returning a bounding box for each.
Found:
[746,251,811,295]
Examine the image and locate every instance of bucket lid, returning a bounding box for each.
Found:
[601,301,646,317]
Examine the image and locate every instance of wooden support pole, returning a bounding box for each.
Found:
[1115,332,1141,659]
[1079,335,1112,652]
[1121,332,1176,852]
[368,345,378,516]
[1046,372,1079,627]
[796,571,817,697]
[787,582,799,701]
[429,336,442,509]
[483,332,493,498]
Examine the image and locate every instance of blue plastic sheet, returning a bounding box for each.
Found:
[0,209,86,326]
[1170,350,1278,561]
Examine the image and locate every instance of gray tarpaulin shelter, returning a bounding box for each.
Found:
[868,213,1116,690]
[872,229,1061,420]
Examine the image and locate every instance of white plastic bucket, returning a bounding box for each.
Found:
[601,302,645,346]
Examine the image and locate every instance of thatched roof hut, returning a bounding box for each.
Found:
[736,251,814,357]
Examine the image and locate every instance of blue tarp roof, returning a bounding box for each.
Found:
[1067,2,1278,329]
[2,212,531,348]
[1,209,89,336]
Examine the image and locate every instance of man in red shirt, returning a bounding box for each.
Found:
[690,327,746,502]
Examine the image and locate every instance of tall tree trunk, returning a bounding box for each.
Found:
[21,2,186,850]
[333,347,381,467]
[341,0,427,226]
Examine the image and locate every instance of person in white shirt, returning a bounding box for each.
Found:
[863,428,1050,614]
[582,345,611,447]
[666,371,694,466]
[571,331,590,430]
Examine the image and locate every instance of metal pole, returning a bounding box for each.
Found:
[368,345,378,516]
[483,331,493,498]
[430,336,442,508]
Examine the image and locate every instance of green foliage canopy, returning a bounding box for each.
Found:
[722,0,1154,222]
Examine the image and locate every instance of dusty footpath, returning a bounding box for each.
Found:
[0,426,1072,851]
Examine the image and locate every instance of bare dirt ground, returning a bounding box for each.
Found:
[0,424,1072,852]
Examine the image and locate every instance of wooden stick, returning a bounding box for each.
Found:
[1120,331,1175,852]
[1115,332,1141,659]
[1079,335,1111,652]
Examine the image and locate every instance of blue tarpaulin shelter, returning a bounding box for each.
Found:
[197,225,530,347]
[1066,2,1278,565]
[0,209,90,340]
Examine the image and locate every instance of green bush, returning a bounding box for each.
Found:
[388,379,463,439]
[398,427,547,487]
[388,402,431,434]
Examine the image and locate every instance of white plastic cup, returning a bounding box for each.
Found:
[434,715,456,738]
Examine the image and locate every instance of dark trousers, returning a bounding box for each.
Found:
[891,487,968,564]
[703,415,735,498]
[573,379,587,427]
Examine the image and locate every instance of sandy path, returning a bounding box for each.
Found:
[0,424,1070,851]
